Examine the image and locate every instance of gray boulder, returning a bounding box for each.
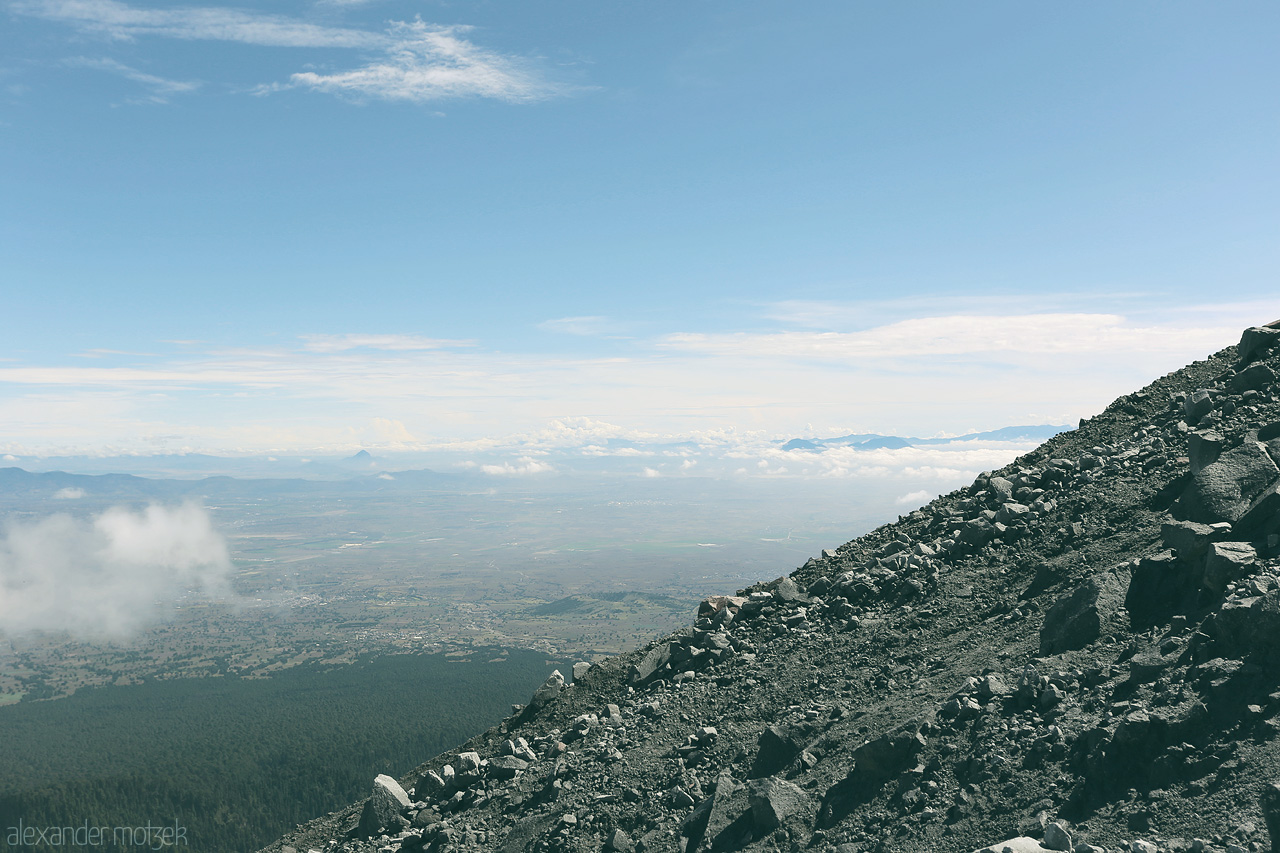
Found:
[356,774,411,837]
[681,770,751,852]
[1239,325,1280,363]
[1043,822,1073,851]
[977,673,1009,701]
[1184,389,1214,423]
[1187,430,1225,474]
[456,751,481,774]
[525,670,565,713]
[604,828,633,853]
[629,644,672,685]
[971,841,1046,853]
[749,724,803,778]
[851,727,927,783]
[416,768,446,798]
[1040,566,1130,654]
[1202,541,1257,596]
[773,576,809,603]
[1260,781,1280,852]
[1125,551,1194,628]
[1216,590,1280,659]
[1237,478,1280,536]
[485,755,529,780]
[1180,441,1279,522]
[1160,519,1221,562]
[747,777,813,832]
[987,476,1015,503]
[996,502,1031,524]
[1231,362,1277,394]
[960,517,996,548]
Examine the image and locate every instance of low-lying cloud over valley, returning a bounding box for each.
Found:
[0,502,235,639]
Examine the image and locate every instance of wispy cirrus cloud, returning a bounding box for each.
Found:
[16,0,383,47]
[301,333,473,353]
[660,313,1242,360]
[16,0,572,104]
[278,21,567,104]
[65,56,199,103]
[538,316,623,337]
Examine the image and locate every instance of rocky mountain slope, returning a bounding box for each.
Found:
[260,323,1280,853]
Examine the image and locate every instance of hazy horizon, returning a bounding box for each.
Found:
[3,3,1278,458]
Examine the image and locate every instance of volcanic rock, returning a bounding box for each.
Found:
[258,325,1280,853]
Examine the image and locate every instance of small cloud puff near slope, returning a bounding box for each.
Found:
[0,502,235,639]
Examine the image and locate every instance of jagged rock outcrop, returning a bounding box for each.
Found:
[261,321,1280,853]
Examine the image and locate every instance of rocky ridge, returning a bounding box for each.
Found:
[260,322,1280,853]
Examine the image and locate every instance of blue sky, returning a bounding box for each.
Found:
[2,2,1279,457]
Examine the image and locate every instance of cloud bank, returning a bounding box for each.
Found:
[0,303,1267,458]
[0,502,235,639]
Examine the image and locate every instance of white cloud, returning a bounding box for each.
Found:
[580,445,651,457]
[66,56,199,102]
[53,487,86,499]
[18,0,570,105]
[280,20,564,104]
[680,459,696,470]
[768,441,1044,483]
[641,467,660,478]
[895,489,933,506]
[301,334,472,353]
[364,417,416,443]
[0,503,234,639]
[660,313,1240,360]
[17,0,383,47]
[480,456,554,476]
[0,303,1262,457]
[538,316,619,336]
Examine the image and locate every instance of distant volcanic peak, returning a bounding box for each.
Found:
[263,325,1280,853]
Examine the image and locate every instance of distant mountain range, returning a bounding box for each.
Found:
[777,424,1072,452]
[0,466,472,501]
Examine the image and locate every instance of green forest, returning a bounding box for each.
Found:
[0,650,558,852]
